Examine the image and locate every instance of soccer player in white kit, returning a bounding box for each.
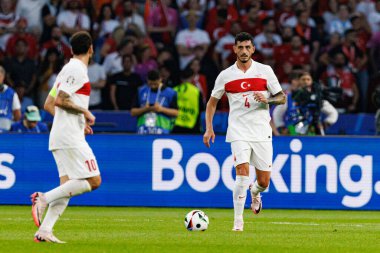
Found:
[31,31,102,243]
[203,32,286,231]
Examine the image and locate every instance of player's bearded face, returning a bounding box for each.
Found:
[234,41,255,63]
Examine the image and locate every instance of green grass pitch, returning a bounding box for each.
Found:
[0,205,379,253]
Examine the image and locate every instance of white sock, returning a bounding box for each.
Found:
[45,179,91,204]
[250,180,267,196]
[233,175,250,221]
[39,197,70,232]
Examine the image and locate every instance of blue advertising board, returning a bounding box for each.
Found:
[0,134,379,210]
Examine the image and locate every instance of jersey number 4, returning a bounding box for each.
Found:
[85,159,97,172]
[244,97,250,108]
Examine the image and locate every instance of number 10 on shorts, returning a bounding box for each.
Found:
[85,159,97,172]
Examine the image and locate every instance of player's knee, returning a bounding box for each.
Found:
[257,179,270,189]
[88,176,102,190]
[235,163,249,176]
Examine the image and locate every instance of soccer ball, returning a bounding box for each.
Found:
[184,210,209,231]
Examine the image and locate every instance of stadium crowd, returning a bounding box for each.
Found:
[0,0,380,134]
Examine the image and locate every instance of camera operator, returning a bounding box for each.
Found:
[273,72,338,135]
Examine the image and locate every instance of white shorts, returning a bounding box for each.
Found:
[52,146,101,179]
[231,141,273,171]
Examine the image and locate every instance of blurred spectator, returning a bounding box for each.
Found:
[37,48,62,107]
[275,35,310,84]
[253,17,282,61]
[102,39,134,76]
[10,105,48,133]
[40,0,62,44]
[40,26,71,61]
[134,44,158,82]
[146,0,178,47]
[88,58,106,109]
[339,29,369,111]
[273,26,293,68]
[109,54,142,110]
[328,4,352,36]
[118,0,146,35]
[205,0,238,41]
[283,4,315,28]
[14,82,33,112]
[277,25,294,47]
[350,13,372,53]
[93,3,119,39]
[97,25,125,63]
[321,51,359,112]
[156,47,176,66]
[239,0,275,17]
[57,0,90,38]
[356,0,376,15]
[192,44,218,99]
[4,38,37,97]
[175,10,210,69]
[6,18,38,60]
[131,69,178,134]
[177,0,206,13]
[131,26,158,59]
[15,0,46,32]
[0,65,21,132]
[275,0,294,27]
[159,59,180,88]
[91,0,114,19]
[213,21,241,70]
[239,2,266,36]
[292,10,315,53]
[179,1,204,30]
[0,0,18,51]
[367,1,380,34]
[173,68,203,133]
[308,16,329,71]
[188,57,207,103]
[205,8,229,42]
[317,32,344,79]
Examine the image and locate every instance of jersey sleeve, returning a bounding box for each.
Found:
[210,72,225,99]
[266,66,282,95]
[58,68,86,96]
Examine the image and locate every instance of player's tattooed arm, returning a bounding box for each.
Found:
[55,90,86,114]
[267,91,286,105]
[55,90,96,125]
[254,91,286,105]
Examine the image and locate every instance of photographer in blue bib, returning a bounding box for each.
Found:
[131,70,178,134]
[0,65,21,132]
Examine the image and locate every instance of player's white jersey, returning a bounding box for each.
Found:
[49,58,91,150]
[211,59,282,142]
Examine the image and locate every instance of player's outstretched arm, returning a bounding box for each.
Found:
[55,90,95,125]
[203,96,219,148]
